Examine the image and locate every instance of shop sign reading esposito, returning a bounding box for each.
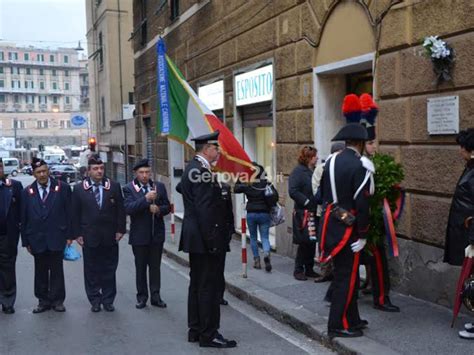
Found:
[235,64,273,106]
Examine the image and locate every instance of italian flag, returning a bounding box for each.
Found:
[157,53,254,176]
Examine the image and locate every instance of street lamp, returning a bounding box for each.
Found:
[74,41,84,52]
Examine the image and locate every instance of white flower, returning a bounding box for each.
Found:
[423,35,439,47]
[424,36,450,59]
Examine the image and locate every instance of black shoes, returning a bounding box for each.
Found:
[305,269,320,278]
[294,272,308,281]
[263,256,272,272]
[33,305,51,314]
[151,299,167,308]
[219,299,228,306]
[314,274,334,283]
[328,328,364,338]
[374,302,400,312]
[188,331,200,343]
[199,335,237,348]
[53,304,66,312]
[136,301,147,309]
[91,304,101,313]
[2,305,14,314]
[103,304,115,312]
[354,319,369,330]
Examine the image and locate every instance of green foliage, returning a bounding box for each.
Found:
[366,153,405,247]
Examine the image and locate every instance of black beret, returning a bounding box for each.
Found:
[457,128,474,151]
[133,158,150,171]
[31,157,47,171]
[88,154,104,166]
[191,131,220,146]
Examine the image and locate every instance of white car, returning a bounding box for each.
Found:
[2,158,20,176]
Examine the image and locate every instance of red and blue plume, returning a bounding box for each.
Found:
[360,93,378,125]
[342,94,362,123]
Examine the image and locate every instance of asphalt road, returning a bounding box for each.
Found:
[0,238,333,355]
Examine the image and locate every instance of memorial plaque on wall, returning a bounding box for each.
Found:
[427,96,459,135]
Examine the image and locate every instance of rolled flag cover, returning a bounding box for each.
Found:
[360,93,378,125]
[342,94,362,123]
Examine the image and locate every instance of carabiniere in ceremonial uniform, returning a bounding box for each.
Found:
[318,123,371,338]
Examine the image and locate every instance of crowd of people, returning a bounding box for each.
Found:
[0,156,170,316]
[0,93,473,348]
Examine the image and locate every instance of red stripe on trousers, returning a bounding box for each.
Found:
[318,205,332,261]
[372,247,385,305]
[342,252,360,330]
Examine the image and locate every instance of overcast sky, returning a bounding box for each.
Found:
[0,0,87,55]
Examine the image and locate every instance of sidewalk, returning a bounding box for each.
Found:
[163,221,471,355]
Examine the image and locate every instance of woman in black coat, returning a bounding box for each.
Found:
[289,146,319,281]
[444,128,474,339]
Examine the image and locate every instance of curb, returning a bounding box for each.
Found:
[163,244,400,355]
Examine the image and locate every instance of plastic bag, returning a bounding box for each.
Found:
[64,245,81,261]
[270,203,286,227]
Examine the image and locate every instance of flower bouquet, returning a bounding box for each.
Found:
[422,36,455,85]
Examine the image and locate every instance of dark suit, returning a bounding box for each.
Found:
[123,179,170,303]
[217,184,234,303]
[21,178,71,307]
[0,178,22,308]
[178,156,228,342]
[319,148,370,331]
[72,178,126,306]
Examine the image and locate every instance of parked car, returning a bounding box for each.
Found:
[21,165,33,175]
[2,158,20,177]
[50,164,79,184]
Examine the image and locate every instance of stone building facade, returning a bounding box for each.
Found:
[0,43,87,147]
[86,0,136,184]
[132,0,474,306]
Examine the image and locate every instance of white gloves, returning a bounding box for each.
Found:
[351,239,367,253]
[465,245,474,258]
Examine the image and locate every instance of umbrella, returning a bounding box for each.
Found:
[451,256,474,327]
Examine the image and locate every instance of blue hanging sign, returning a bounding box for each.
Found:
[157,38,171,135]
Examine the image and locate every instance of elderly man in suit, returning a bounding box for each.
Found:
[0,158,23,314]
[123,159,170,309]
[21,157,72,313]
[72,155,126,313]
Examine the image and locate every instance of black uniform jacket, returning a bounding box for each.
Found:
[123,179,170,246]
[21,178,71,254]
[0,178,23,252]
[178,156,229,254]
[444,159,474,266]
[319,148,370,260]
[72,178,126,248]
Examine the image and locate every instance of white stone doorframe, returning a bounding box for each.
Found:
[232,59,277,249]
[312,52,375,160]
